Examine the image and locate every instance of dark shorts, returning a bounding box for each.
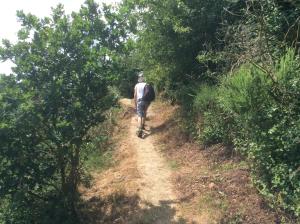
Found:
[137,100,149,117]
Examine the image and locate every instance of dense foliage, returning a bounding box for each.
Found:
[0,1,131,223]
[120,0,300,218]
[1,0,299,222]
[212,51,299,215]
[123,0,233,98]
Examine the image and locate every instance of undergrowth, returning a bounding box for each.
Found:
[81,106,123,182]
[191,49,300,218]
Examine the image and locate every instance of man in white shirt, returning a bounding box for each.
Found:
[134,72,149,137]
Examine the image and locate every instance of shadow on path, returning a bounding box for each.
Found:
[79,192,195,224]
[142,118,176,139]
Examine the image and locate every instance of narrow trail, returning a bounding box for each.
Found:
[123,99,181,222]
[80,99,186,224]
[80,99,289,224]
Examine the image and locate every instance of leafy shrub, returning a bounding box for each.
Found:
[194,85,218,113]
[200,110,226,145]
[193,84,235,145]
[0,2,125,223]
[81,106,122,173]
[217,49,300,216]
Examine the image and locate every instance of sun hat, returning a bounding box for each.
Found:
[138,72,145,82]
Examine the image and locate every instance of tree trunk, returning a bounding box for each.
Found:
[67,143,81,217]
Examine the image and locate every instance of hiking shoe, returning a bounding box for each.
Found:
[136,128,143,138]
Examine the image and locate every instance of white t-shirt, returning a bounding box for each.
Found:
[135,82,146,100]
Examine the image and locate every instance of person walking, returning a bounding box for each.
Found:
[134,72,155,138]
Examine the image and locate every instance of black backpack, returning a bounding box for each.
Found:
[142,84,155,102]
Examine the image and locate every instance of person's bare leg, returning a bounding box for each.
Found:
[136,116,143,137]
[141,117,145,129]
[145,103,149,118]
[137,116,143,129]
[143,103,149,129]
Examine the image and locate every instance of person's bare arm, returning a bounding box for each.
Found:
[134,86,137,109]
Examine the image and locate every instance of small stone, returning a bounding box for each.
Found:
[209,182,216,189]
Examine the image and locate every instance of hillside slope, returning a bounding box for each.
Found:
[79,99,295,224]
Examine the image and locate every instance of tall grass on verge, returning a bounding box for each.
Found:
[80,106,123,187]
[193,84,235,145]
[194,49,300,217]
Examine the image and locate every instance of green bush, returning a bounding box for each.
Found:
[191,50,299,216]
[216,49,300,216]
[193,84,235,145]
[81,106,122,172]
[194,85,219,113]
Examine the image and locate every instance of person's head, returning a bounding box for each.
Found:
[138,72,145,83]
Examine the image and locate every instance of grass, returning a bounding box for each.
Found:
[168,160,180,170]
[197,193,228,211]
[83,106,125,171]
[157,143,168,152]
[212,161,248,173]
[197,192,229,221]
[221,212,245,224]
[84,149,114,172]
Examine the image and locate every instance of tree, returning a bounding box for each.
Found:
[0,0,123,222]
[120,0,235,101]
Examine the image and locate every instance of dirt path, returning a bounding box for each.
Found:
[122,99,181,222]
[80,99,186,224]
[81,99,296,224]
